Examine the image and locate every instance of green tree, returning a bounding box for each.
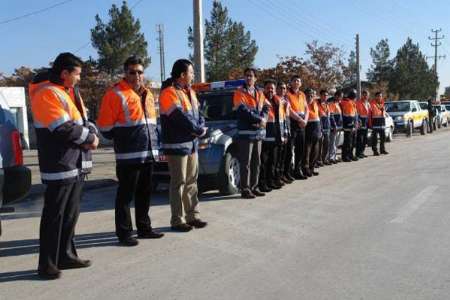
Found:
[188,0,258,81]
[91,1,150,77]
[389,38,438,99]
[367,38,393,84]
[343,50,358,88]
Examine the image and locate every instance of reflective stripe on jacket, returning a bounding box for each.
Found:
[233,86,268,140]
[265,95,285,142]
[159,84,205,155]
[318,101,332,132]
[29,80,94,184]
[97,79,158,164]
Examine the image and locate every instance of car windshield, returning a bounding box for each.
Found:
[419,103,428,110]
[199,92,235,121]
[445,105,450,111]
[385,102,411,112]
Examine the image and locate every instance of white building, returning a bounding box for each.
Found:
[0,87,30,149]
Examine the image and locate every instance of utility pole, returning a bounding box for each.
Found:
[193,0,205,83]
[428,28,445,101]
[356,33,361,99]
[156,24,166,83]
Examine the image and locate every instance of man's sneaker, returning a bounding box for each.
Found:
[171,223,193,232]
[118,236,139,247]
[187,219,208,229]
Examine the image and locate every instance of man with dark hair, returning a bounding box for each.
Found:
[340,89,358,162]
[97,56,164,246]
[302,88,321,176]
[233,68,269,199]
[370,92,389,155]
[286,75,309,179]
[276,81,293,184]
[29,52,99,279]
[355,90,370,158]
[259,80,285,192]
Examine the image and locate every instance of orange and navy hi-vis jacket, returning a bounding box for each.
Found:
[369,99,386,129]
[159,84,205,155]
[356,99,370,129]
[29,79,95,184]
[97,79,158,164]
[329,100,343,129]
[318,101,334,133]
[340,98,358,131]
[287,89,307,131]
[264,95,285,143]
[233,85,269,140]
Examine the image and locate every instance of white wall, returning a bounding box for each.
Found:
[0,87,30,149]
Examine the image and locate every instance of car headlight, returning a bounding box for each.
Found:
[395,116,403,121]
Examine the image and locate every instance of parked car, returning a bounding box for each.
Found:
[0,94,31,235]
[434,104,449,128]
[418,101,438,131]
[385,100,428,136]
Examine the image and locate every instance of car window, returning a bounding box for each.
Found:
[385,102,411,112]
[419,103,428,110]
[199,93,236,121]
[446,105,450,111]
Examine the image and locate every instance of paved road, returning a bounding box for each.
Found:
[1,129,450,299]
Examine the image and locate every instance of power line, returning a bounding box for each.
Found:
[0,0,74,25]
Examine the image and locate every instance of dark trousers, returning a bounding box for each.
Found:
[318,131,330,163]
[284,136,295,176]
[115,163,153,239]
[342,130,356,159]
[259,142,279,188]
[39,179,84,270]
[355,128,368,156]
[291,129,306,175]
[371,129,386,153]
[238,139,262,191]
[277,142,288,178]
[302,123,321,171]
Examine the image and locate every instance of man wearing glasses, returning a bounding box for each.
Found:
[97,56,164,246]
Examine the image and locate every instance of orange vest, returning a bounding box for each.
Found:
[307,99,320,122]
[233,86,264,112]
[287,90,307,117]
[356,99,370,117]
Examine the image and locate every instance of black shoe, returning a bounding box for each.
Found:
[259,185,272,193]
[187,219,208,229]
[351,156,359,161]
[381,150,389,155]
[303,169,312,177]
[118,236,139,246]
[324,161,332,166]
[357,154,365,159]
[311,170,319,176]
[137,230,164,239]
[274,179,285,186]
[342,158,352,162]
[171,223,193,232]
[286,173,296,181]
[373,151,380,156]
[362,154,368,158]
[316,161,324,167]
[241,189,256,199]
[59,258,92,270]
[268,183,282,190]
[37,266,61,280]
[281,176,293,184]
[252,188,266,197]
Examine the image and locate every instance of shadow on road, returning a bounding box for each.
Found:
[0,231,119,258]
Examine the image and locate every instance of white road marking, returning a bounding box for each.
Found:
[390,185,439,224]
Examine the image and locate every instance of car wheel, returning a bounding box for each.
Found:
[420,120,426,135]
[406,121,413,137]
[218,152,240,195]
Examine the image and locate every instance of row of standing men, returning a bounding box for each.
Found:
[28,53,388,280]
[233,69,389,199]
